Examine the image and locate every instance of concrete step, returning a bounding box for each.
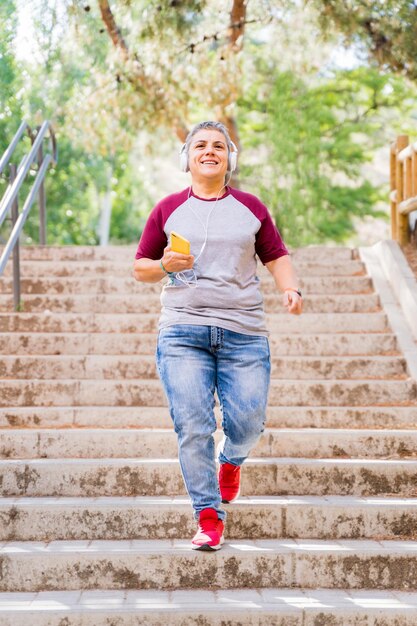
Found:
[2,457,417,497]
[0,588,416,626]
[0,292,380,314]
[0,332,399,356]
[2,405,417,430]
[0,312,390,334]
[0,275,373,295]
[1,258,367,277]
[3,427,417,460]
[0,245,139,261]
[1,495,417,541]
[0,355,407,380]
[0,378,415,407]
[1,244,356,262]
[0,538,416,592]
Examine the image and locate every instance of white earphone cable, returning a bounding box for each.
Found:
[173,172,232,288]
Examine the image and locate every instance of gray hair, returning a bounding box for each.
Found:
[184,121,233,155]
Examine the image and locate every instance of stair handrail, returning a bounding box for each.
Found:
[0,120,57,310]
[390,135,417,246]
[0,121,29,175]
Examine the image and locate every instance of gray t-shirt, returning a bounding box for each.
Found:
[135,186,288,336]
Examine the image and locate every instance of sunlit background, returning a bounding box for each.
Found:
[2,0,416,248]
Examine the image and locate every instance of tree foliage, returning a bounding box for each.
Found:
[2,0,417,247]
[64,0,251,145]
[239,63,413,245]
[311,0,417,80]
[1,0,153,246]
[0,0,23,150]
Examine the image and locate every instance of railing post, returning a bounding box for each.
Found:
[9,164,21,311]
[390,141,397,239]
[412,145,417,197]
[412,146,417,243]
[38,142,46,245]
[396,135,409,246]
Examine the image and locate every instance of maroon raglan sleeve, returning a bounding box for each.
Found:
[135,189,190,261]
[230,189,289,264]
[135,201,167,260]
[255,204,289,264]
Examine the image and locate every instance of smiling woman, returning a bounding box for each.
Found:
[181,127,233,192]
[132,120,303,552]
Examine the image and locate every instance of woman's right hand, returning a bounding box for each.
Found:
[161,246,194,273]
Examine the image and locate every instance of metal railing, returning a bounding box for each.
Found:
[0,121,57,310]
[390,134,417,246]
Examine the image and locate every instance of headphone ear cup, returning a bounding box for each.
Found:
[179,144,189,172]
[228,141,238,172]
[229,151,237,172]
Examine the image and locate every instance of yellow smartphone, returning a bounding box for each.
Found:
[170,231,190,255]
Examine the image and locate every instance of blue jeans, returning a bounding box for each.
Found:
[156,324,271,521]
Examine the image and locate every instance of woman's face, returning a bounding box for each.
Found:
[187,129,229,182]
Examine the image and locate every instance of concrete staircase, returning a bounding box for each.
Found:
[1,244,417,625]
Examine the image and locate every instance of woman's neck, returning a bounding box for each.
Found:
[191,178,226,199]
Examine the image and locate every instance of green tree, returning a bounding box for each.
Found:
[311,0,417,81]
[0,0,23,154]
[64,0,258,153]
[6,0,153,246]
[239,65,413,246]
[6,0,416,248]
[0,0,31,244]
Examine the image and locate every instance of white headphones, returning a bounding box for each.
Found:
[180,140,238,173]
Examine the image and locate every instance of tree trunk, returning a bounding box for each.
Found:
[97,0,189,143]
[97,1,248,162]
[219,0,248,187]
[98,165,112,246]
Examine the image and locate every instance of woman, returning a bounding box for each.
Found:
[133,121,302,551]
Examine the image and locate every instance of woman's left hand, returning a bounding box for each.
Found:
[283,290,303,315]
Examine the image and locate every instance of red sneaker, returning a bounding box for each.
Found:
[219,462,241,503]
[191,508,224,551]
